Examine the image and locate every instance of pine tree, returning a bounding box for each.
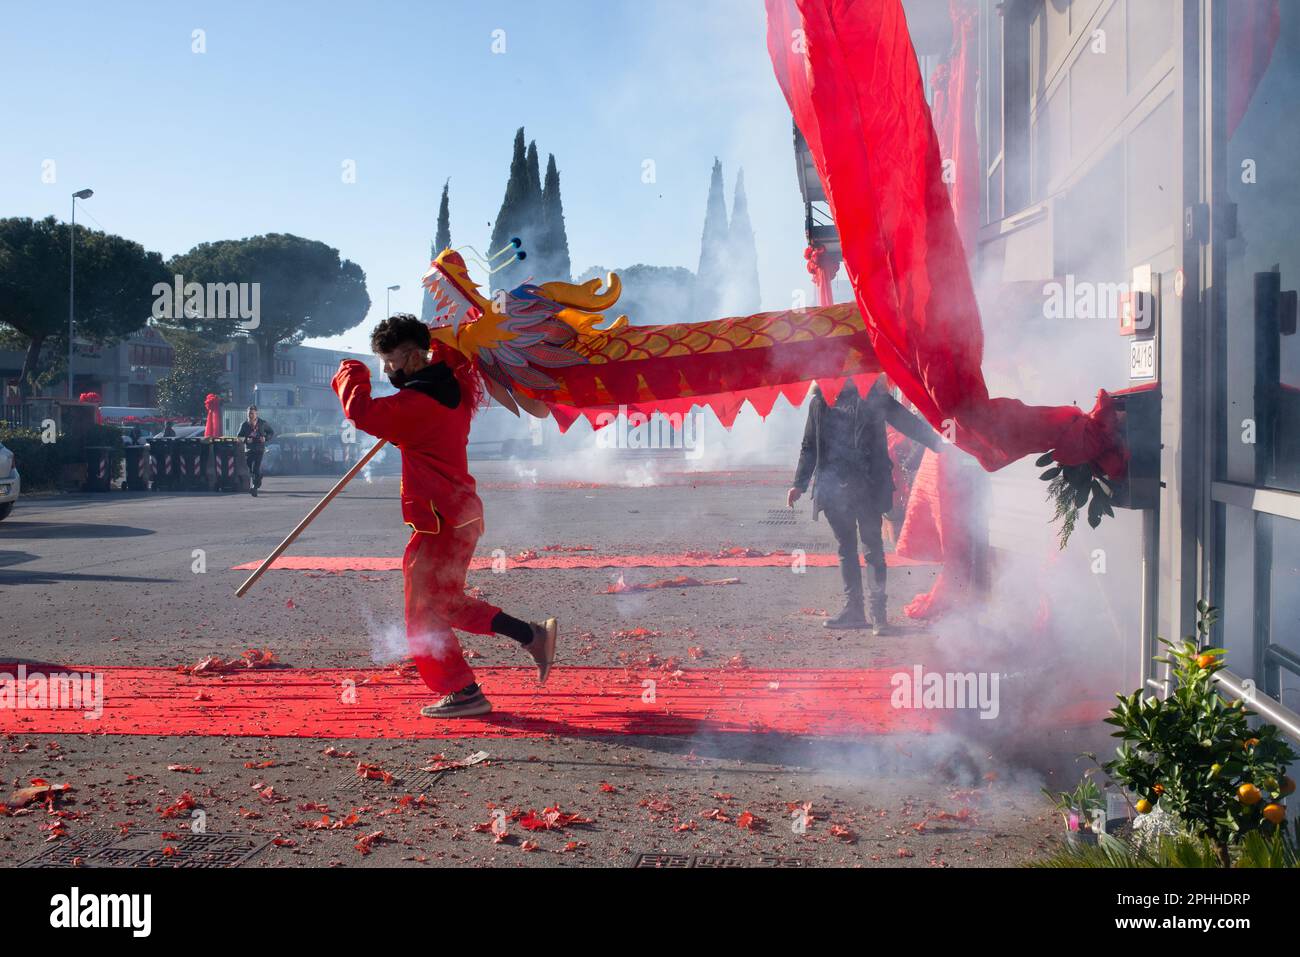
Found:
[489,128,531,292]
[422,180,452,324]
[725,167,762,316]
[693,158,730,321]
[541,153,571,282]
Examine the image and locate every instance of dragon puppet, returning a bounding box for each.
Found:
[420,245,881,430]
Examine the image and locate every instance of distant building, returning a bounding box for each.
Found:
[1,329,376,431]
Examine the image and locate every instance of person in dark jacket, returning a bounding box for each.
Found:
[787,377,943,633]
[237,405,274,496]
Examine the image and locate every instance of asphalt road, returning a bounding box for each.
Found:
[0,455,1086,867]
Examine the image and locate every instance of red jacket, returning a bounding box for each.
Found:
[332,359,483,534]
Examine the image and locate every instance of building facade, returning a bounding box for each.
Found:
[1,329,375,431]
[969,0,1299,734]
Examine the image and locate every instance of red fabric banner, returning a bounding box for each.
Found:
[765,0,1125,478]
[0,664,1109,739]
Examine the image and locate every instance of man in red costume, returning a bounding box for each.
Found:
[332,314,557,718]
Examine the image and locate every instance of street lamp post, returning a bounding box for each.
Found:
[68,188,94,400]
[386,284,400,319]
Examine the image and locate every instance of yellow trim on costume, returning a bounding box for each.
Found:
[404,502,484,536]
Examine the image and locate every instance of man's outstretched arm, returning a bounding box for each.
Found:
[332,359,417,445]
[885,396,944,452]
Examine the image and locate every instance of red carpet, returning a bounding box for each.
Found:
[2,666,942,739]
[231,552,936,573]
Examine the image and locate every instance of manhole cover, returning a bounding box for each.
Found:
[20,829,272,868]
[335,766,448,792]
[632,853,808,868]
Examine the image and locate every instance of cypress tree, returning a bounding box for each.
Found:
[489,128,531,292]
[725,168,762,316]
[422,180,452,324]
[541,153,571,282]
[693,158,730,321]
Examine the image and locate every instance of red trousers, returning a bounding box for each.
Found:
[402,518,501,695]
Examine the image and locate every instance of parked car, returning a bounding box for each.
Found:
[0,440,20,521]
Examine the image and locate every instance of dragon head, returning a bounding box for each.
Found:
[421,249,489,333]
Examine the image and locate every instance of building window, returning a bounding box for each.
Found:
[1002,0,1031,215]
[127,383,156,406]
[275,358,297,377]
[130,344,174,367]
[311,363,333,385]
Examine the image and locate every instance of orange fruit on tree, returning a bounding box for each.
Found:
[1238,783,1263,805]
[1152,784,1165,796]
[1262,804,1286,825]
[1135,799,1153,814]
[1196,653,1217,669]
[1281,777,1297,796]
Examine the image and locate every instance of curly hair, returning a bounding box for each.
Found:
[369,314,430,354]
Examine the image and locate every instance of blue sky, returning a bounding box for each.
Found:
[0,0,813,353]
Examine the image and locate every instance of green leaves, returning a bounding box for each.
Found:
[1037,451,1115,547]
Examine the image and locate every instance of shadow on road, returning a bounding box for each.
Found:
[0,521,154,539]
[0,569,173,585]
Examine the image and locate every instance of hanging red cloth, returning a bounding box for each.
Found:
[203,393,222,438]
[896,0,987,619]
[765,0,1126,479]
[938,0,980,255]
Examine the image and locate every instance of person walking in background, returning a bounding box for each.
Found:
[237,405,274,497]
[787,377,944,634]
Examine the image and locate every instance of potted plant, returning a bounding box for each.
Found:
[1101,601,1298,867]
[1043,771,1108,845]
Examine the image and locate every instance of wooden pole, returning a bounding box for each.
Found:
[235,440,388,597]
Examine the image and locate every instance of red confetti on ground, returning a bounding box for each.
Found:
[830,824,857,843]
[354,830,384,855]
[356,763,394,785]
[179,649,277,677]
[604,575,740,594]
[518,806,593,832]
[157,791,197,819]
[8,781,72,807]
[613,627,660,639]
[232,553,933,572]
